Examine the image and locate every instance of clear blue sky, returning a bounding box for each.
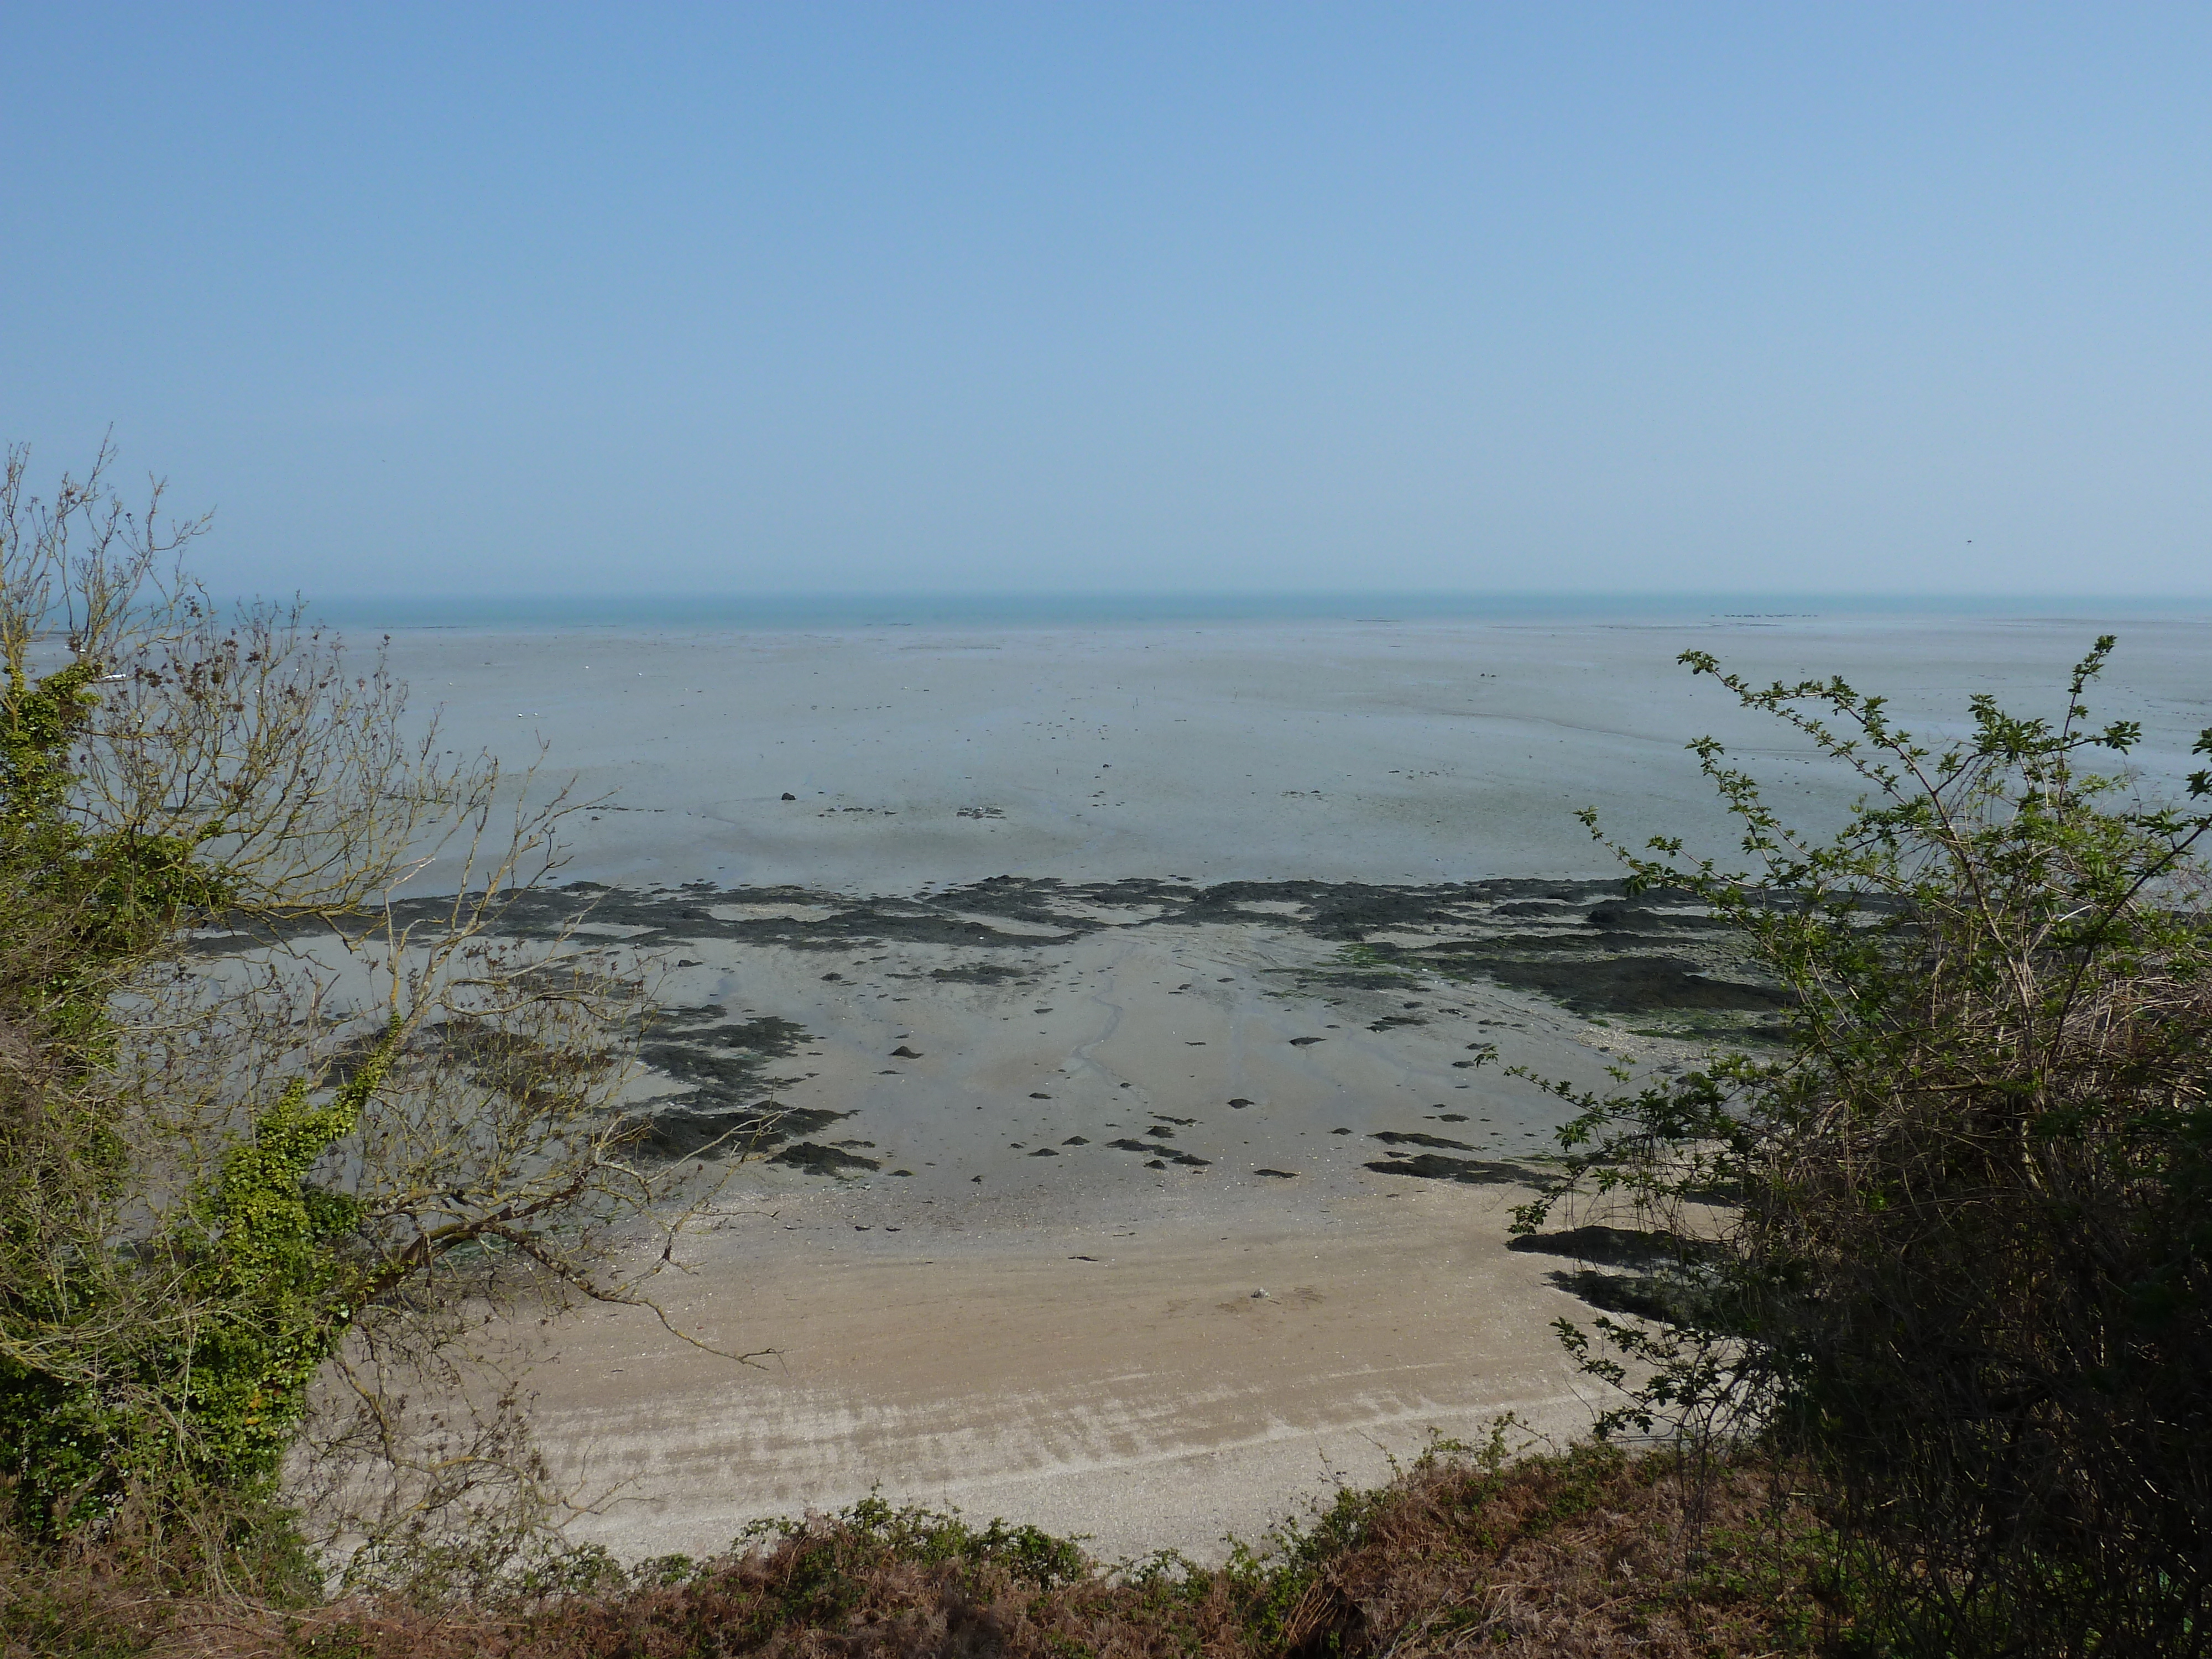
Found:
[7,4,2210,598]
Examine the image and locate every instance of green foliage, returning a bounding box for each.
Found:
[161,1038,397,1493]
[741,1494,1090,1598]
[0,444,676,1582]
[1517,638,2212,1655]
[1222,1480,1397,1651]
[0,612,404,1529]
[1,651,233,1054]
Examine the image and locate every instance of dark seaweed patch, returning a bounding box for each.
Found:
[327,872,1834,1045]
[770,1141,881,1175]
[1363,1154,1542,1186]
[925,962,1034,984]
[1585,900,1735,935]
[1293,969,1420,989]
[1430,954,1786,1016]
[628,1100,848,1161]
[635,1010,813,1113]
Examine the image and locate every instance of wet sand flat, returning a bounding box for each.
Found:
[501,885,1646,1562]
[384,611,2212,895]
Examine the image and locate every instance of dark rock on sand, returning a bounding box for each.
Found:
[1548,1269,1679,1322]
[1507,1225,1723,1270]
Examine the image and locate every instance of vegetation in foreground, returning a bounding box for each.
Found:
[1519,638,2212,1656]
[1,447,731,1594]
[5,1436,1848,1659]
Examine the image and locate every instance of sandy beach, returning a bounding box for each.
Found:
[366,609,2209,1562]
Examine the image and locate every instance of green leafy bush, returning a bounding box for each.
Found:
[1518,638,2212,1656]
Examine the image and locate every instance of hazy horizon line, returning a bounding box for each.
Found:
[301,588,2212,631]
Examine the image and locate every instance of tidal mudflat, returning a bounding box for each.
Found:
[369,610,2209,1561]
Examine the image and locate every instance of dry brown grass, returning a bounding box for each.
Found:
[1258,1443,1823,1657]
[3,1442,1839,1658]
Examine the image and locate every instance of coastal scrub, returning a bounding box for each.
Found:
[0,442,724,1584]
[1516,639,2212,1656]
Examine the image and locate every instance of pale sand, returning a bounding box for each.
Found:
[364,612,2207,1562]
[540,1185,1595,1567]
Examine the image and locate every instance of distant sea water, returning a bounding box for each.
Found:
[307,591,2212,633]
